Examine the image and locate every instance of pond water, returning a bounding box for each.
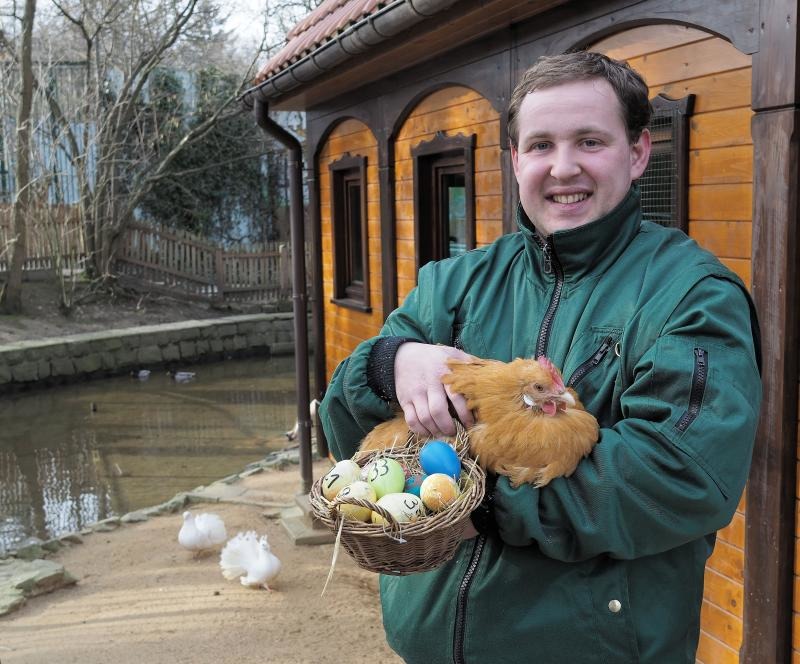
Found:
[0,355,300,555]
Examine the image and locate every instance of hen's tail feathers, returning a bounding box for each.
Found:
[220,531,259,580]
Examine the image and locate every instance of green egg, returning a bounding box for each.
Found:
[366,457,406,499]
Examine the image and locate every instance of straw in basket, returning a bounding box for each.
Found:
[309,421,486,577]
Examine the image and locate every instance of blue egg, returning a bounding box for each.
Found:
[404,473,428,497]
[419,441,461,480]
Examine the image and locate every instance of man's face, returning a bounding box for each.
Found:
[510,78,651,237]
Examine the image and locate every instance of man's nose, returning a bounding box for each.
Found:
[549,146,582,180]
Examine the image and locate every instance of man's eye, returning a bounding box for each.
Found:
[531,142,550,151]
[582,139,600,148]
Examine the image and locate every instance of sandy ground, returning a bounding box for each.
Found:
[0,459,403,664]
[0,281,402,664]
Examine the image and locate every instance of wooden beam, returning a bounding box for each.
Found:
[742,3,800,661]
[378,133,398,317]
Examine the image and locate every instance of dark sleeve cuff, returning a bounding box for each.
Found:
[471,473,498,537]
[366,336,416,403]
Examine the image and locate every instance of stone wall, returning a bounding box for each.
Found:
[0,313,298,392]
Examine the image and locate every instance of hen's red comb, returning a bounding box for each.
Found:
[536,356,565,392]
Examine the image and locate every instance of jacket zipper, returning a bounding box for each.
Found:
[453,535,485,664]
[675,348,708,432]
[566,335,615,388]
[451,235,563,663]
[535,236,565,358]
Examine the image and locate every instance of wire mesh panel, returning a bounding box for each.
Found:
[638,94,695,234]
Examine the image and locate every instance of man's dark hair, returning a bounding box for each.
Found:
[508,51,652,146]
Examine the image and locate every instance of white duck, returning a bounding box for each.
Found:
[178,511,227,556]
[219,531,282,591]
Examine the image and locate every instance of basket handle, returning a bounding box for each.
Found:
[329,494,404,537]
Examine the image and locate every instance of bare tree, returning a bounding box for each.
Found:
[0,0,36,313]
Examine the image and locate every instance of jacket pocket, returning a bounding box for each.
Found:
[567,334,617,388]
[674,347,707,432]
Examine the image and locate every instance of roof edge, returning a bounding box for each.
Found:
[240,0,460,107]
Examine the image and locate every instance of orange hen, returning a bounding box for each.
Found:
[359,356,599,488]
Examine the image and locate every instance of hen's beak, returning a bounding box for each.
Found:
[559,390,576,407]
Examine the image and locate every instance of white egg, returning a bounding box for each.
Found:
[336,480,376,522]
[321,459,363,500]
[371,492,423,526]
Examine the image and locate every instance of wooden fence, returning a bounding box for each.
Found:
[114,222,299,304]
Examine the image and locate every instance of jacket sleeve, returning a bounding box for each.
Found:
[319,287,429,461]
[493,275,762,561]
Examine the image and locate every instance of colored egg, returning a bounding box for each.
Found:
[371,493,423,525]
[321,459,363,500]
[404,473,428,497]
[336,481,376,522]
[419,441,461,480]
[420,473,461,512]
[366,457,406,499]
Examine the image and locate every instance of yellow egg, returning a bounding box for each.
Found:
[321,459,362,500]
[420,473,461,512]
[336,480,376,522]
[370,493,423,525]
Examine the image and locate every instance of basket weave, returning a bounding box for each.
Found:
[309,424,485,575]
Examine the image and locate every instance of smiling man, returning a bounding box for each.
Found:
[320,52,762,663]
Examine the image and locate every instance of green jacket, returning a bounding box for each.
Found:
[319,187,762,664]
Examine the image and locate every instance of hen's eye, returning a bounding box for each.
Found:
[534,383,544,392]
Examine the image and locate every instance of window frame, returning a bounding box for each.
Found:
[640,93,696,234]
[412,131,476,273]
[329,152,371,312]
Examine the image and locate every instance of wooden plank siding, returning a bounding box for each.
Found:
[394,86,502,301]
[318,119,383,377]
[593,27,753,663]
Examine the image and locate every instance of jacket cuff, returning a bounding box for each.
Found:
[366,336,416,403]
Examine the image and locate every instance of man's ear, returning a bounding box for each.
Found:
[510,140,520,178]
[630,128,651,180]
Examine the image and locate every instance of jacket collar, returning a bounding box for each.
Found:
[517,185,642,284]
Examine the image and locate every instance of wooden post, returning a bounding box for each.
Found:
[213,248,225,303]
[742,2,800,662]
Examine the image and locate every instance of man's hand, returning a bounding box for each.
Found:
[394,342,475,437]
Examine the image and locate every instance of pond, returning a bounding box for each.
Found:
[0,355,300,555]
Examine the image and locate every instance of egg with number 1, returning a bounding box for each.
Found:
[321,459,362,500]
[366,458,406,498]
[419,441,461,480]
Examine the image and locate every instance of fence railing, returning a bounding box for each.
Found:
[114,222,298,304]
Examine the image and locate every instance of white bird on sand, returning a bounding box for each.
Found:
[219,531,282,591]
[178,511,227,556]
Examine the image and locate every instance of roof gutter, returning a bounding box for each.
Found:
[253,98,314,493]
[240,0,460,105]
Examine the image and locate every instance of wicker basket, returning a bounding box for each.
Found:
[309,424,486,575]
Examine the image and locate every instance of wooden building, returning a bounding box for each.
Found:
[243,1,798,661]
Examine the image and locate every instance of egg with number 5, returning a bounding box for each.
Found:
[336,481,376,522]
[321,459,362,500]
[420,473,461,512]
[371,493,423,525]
[419,441,461,480]
[366,458,406,499]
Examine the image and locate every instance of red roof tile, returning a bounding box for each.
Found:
[255,0,384,84]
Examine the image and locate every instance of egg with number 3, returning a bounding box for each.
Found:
[371,493,423,525]
[366,458,406,498]
[321,459,362,500]
[419,441,461,480]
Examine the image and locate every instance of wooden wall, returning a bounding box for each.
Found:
[593,25,753,664]
[394,86,503,301]
[318,119,383,377]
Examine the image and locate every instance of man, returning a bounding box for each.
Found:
[319,52,762,663]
